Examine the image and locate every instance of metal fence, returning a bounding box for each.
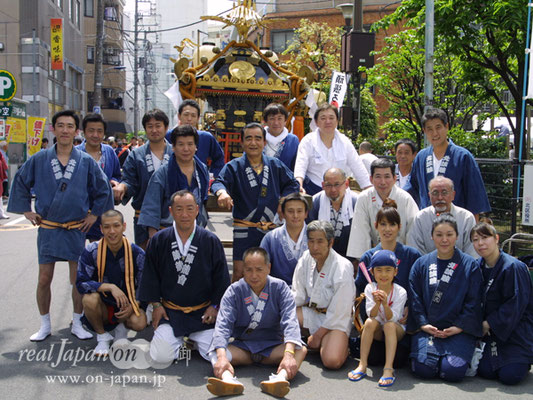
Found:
[477,158,533,256]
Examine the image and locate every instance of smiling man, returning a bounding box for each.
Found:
[77,113,122,241]
[8,110,114,342]
[346,158,419,260]
[408,176,476,256]
[263,103,300,171]
[405,108,490,218]
[212,122,300,282]
[76,210,147,356]
[115,109,173,249]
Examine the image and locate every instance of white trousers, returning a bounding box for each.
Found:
[150,324,214,363]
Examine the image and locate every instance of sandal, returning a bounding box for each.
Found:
[348,370,367,381]
[378,368,396,387]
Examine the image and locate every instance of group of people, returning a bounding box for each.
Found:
[5,102,532,397]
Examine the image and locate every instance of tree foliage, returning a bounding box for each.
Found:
[283,19,342,87]
[364,28,491,150]
[374,0,530,157]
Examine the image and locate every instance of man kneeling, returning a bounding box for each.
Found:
[76,210,147,356]
[207,247,307,398]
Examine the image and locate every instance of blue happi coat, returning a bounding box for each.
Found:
[264,131,300,171]
[406,140,491,215]
[408,249,483,366]
[138,154,209,230]
[8,145,113,263]
[479,251,533,369]
[121,142,173,244]
[260,224,308,286]
[166,129,225,178]
[137,226,230,337]
[210,276,302,355]
[211,154,300,244]
[77,141,121,240]
[76,240,145,299]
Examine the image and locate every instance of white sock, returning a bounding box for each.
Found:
[41,314,51,329]
[72,312,83,326]
[277,369,288,381]
[113,323,128,341]
[97,332,114,342]
[221,370,234,382]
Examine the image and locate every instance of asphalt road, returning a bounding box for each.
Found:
[0,200,531,400]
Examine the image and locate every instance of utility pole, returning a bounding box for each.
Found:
[144,30,149,113]
[133,0,139,135]
[32,29,38,116]
[424,0,434,111]
[93,0,104,112]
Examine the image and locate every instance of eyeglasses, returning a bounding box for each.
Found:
[430,190,450,197]
[324,182,344,189]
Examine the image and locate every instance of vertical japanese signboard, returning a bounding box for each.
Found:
[50,18,64,70]
[27,117,47,156]
[522,164,533,226]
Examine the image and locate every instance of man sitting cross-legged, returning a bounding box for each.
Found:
[207,247,307,398]
[76,210,147,356]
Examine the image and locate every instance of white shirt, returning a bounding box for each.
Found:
[264,127,289,158]
[432,151,443,178]
[359,153,378,174]
[292,249,355,335]
[151,150,163,171]
[173,221,197,256]
[364,282,407,328]
[294,129,371,189]
[346,185,419,259]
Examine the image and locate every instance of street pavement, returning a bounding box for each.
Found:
[0,199,531,400]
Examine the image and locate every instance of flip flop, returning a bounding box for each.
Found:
[260,378,290,398]
[378,369,396,387]
[347,370,367,381]
[206,377,244,397]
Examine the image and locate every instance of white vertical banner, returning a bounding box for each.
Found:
[522,164,533,225]
[164,80,183,113]
[527,18,533,99]
[328,71,349,108]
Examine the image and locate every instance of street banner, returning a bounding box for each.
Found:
[27,117,47,156]
[50,18,64,70]
[328,71,349,108]
[522,164,533,226]
[164,80,183,113]
[6,117,27,144]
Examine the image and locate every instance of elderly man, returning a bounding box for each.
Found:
[138,190,230,364]
[408,176,477,257]
[307,168,358,259]
[212,122,300,282]
[406,108,490,218]
[260,193,309,286]
[263,103,300,171]
[358,141,378,174]
[8,110,113,341]
[346,158,419,260]
[207,247,307,398]
[394,138,417,190]
[292,221,355,369]
[76,210,146,356]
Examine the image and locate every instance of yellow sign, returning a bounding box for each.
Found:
[6,117,27,143]
[27,117,47,156]
[50,18,64,70]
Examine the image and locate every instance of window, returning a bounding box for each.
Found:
[75,0,80,27]
[87,46,94,63]
[271,30,295,53]
[84,0,94,17]
[103,46,122,66]
[104,6,118,21]
[54,0,63,9]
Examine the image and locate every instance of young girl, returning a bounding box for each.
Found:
[471,221,533,385]
[348,250,407,387]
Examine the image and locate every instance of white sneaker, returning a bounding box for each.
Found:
[30,327,51,342]
[145,304,153,325]
[71,323,93,340]
[260,374,290,398]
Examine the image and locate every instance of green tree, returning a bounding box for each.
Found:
[374,0,530,158]
[364,28,491,150]
[283,19,342,88]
